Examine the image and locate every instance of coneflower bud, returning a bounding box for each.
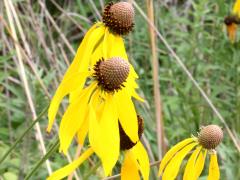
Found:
[119,115,144,150]
[93,57,130,92]
[198,125,223,150]
[102,2,134,35]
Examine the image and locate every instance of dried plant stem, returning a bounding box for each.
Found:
[146,0,166,159]
[3,0,52,174]
[133,1,240,152]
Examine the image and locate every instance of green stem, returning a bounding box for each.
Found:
[24,139,60,180]
[0,106,49,164]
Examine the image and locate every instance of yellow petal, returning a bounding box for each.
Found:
[63,22,104,80]
[207,153,220,180]
[233,0,240,16]
[103,28,110,59]
[158,138,195,175]
[108,33,128,60]
[131,142,150,180]
[116,89,138,143]
[89,94,119,176]
[183,146,202,180]
[47,71,90,132]
[59,83,96,154]
[121,151,140,180]
[47,148,94,180]
[76,117,89,146]
[162,142,198,180]
[195,149,207,179]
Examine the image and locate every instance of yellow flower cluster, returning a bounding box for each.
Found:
[47,1,226,180]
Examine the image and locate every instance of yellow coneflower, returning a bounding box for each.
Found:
[48,56,142,176]
[224,0,240,42]
[47,116,150,180]
[46,1,142,176]
[159,124,223,180]
[47,1,136,132]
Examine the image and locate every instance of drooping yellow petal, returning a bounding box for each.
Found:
[116,89,138,143]
[76,117,89,146]
[158,138,196,175]
[59,83,97,154]
[89,94,119,176]
[131,142,150,180]
[108,32,128,60]
[100,95,120,176]
[47,148,94,180]
[66,23,104,102]
[195,149,207,179]
[121,151,140,180]
[63,22,104,81]
[183,146,202,180]
[162,142,198,180]
[233,0,240,16]
[47,71,91,132]
[103,28,110,59]
[207,153,220,180]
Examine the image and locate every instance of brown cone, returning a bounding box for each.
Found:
[198,125,223,149]
[93,57,130,92]
[102,2,134,35]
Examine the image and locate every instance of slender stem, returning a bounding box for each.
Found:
[0,106,49,164]
[24,139,60,180]
[146,0,166,159]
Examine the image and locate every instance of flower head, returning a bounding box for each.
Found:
[225,0,240,42]
[102,2,134,35]
[159,124,223,180]
[47,115,150,180]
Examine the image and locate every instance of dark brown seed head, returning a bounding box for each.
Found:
[119,115,144,150]
[102,2,134,35]
[198,125,223,150]
[224,15,240,25]
[93,57,130,92]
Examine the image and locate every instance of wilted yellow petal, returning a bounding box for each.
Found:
[47,71,90,132]
[183,146,202,180]
[162,142,198,180]
[47,148,94,180]
[233,0,240,16]
[158,138,195,175]
[121,151,140,180]
[195,149,207,179]
[207,153,220,180]
[131,142,150,180]
[116,89,138,143]
[59,83,96,154]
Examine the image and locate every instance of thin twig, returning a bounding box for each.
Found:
[133,0,240,152]
[146,0,166,159]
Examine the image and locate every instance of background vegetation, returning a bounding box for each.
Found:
[0,0,239,179]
